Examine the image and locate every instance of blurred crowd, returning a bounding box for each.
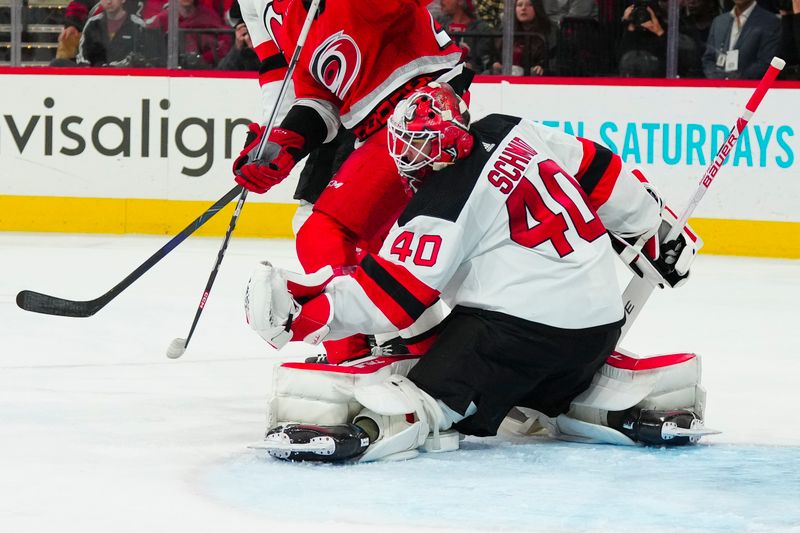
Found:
[3,0,798,78]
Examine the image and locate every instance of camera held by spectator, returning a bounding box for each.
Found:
[618,1,666,76]
[623,0,665,35]
[629,0,659,26]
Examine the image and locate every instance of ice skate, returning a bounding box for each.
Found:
[253,424,371,462]
[613,409,720,446]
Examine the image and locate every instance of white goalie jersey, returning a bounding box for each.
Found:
[323,114,662,337]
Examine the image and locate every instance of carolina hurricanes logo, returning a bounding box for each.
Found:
[263,0,290,44]
[310,31,361,100]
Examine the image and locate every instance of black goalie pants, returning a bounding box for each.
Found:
[408,306,622,437]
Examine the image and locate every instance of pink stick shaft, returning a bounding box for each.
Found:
[665,58,785,241]
[746,62,783,113]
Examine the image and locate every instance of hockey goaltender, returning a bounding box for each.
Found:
[244,83,718,463]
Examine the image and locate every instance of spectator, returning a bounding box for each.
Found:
[681,0,720,47]
[438,0,497,72]
[679,0,721,77]
[723,0,780,13]
[61,0,96,37]
[217,21,259,70]
[491,0,554,75]
[55,0,101,65]
[475,0,506,28]
[50,21,83,66]
[618,1,666,77]
[543,0,599,26]
[140,0,171,21]
[141,0,227,21]
[702,0,780,79]
[147,0,232,68]
[75,0,158,66]
[779,0,800,78]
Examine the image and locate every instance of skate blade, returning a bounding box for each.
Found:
[663,426,721,438]
[249,433,336,458]
[662,418,721,443]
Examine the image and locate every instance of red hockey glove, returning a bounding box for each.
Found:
[232,122,266,172]
[234,126,306,194]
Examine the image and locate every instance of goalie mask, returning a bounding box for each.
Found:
[387,82,474,190]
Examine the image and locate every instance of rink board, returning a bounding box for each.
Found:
[1,69,799,257]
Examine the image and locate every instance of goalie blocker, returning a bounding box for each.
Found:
[257,348,717,463]
[612,170,703,290]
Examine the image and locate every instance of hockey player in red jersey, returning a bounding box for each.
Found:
[232,0,470,364]
[243,83,715,462]
[230,0,357,239]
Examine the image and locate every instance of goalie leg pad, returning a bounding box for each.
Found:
[568,349,706,420]
[354,408,426,462]
[565,350,710,445]
[353,375,460,462]
[268,355,420,427]
[503,350,713,445]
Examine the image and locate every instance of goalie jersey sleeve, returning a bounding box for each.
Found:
[324,115,661,338]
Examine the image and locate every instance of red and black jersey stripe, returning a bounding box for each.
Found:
[257,50,289,86]
[354,254,440,330]
[575,137,622,209]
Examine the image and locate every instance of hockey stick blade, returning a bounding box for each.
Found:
[16,185,244,318]
[16,291,105,318]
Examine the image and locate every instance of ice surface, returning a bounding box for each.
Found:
[208,441,800,532]
[1,233,799,533]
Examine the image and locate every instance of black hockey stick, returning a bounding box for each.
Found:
[165,0,322,359]
[16,184,244,318]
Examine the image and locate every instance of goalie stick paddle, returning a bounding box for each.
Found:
[166,0,323,359]
[16,185,244,318]
[618,57,786,341]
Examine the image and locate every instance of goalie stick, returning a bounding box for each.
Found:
[506,61,784,436]
[618,57,786,341]
[16,185,243,318]
[166,0,323,359]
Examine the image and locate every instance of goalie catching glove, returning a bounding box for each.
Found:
[233,124,307,194]
[244,262,336,349]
